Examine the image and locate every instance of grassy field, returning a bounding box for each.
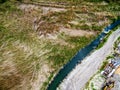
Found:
[0,0,120,90]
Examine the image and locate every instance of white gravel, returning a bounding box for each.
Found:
[59,28,120,90]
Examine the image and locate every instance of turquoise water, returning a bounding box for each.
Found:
[47,20,120,90]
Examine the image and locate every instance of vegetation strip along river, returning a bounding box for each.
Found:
[47,20,120,90]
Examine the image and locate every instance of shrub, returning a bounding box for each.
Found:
[0,0,7,3]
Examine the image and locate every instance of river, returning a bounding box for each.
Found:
[47,20,120,90]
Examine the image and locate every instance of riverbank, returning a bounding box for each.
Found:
[84,36,120,90]
[59,28,120,90]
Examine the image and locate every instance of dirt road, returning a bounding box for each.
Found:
[59,28,120,90]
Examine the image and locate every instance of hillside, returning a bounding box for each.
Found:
[0,0,119,90]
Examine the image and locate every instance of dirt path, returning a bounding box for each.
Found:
[59,28,120,90]
[19,3,66,14]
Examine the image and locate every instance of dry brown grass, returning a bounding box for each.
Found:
[0,1,119,90]
[0,59,22,90]
[37,21,59,35]
[33,10,75,35]
[115,66,120,75]
[0,2,52,90]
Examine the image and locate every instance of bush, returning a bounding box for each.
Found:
[16,0,22,2]
[0,0,7,3]
[0,1,18,12]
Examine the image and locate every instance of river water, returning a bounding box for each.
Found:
[47,20,120,90]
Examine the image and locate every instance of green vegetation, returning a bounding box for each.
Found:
[97,24,120,50]
[84,73,97,90]
[84,35,120,90]
[24,0,120,33]
[0,0,120,90]
[0,1,18,12]
[114,36,120,50]
[37,10,75,34]
[48,35,95,68]
[84,54,114,90]
[31,0,120,4]
[0,1,95,89]
[0,1,48,89]
[41,73,54,90]
[99,54,115,72]
[99,61,108,71]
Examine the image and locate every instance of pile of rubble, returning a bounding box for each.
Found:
[101,43,120,90]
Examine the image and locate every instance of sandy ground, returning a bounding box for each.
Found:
[115,66,120,75]
[19,3,66,15]
[59,28,120,90]
[60,27,95,37]
[41,7,66,15]
[111,67,120,90]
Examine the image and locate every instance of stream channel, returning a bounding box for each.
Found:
[47,20,120,90]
